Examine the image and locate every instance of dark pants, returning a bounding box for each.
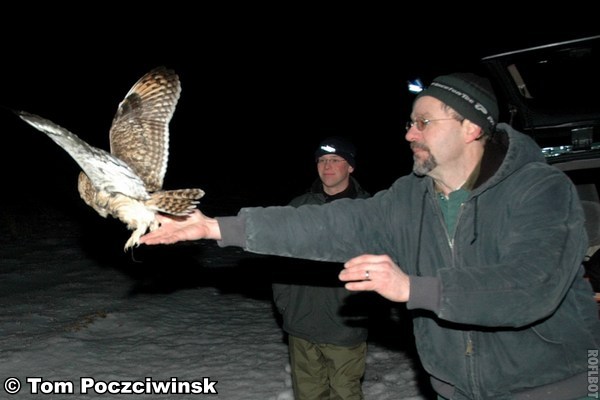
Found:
[288,335,367,400]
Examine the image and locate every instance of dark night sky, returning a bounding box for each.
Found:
[1,15,597,215]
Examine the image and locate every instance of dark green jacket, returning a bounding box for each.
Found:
[272,177,371,346]
[217,124,600,399]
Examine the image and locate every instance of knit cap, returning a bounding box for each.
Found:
[314,137,356,167]
[417,73,499,133]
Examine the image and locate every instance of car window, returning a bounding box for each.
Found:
[482,36,600,153]
[507,43,599,116]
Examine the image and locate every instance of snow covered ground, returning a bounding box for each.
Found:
[0,200,435,399]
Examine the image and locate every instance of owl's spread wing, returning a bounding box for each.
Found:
[19,111,149,200]
[109,67,181,192]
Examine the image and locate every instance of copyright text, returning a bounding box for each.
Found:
[3,376,218,395]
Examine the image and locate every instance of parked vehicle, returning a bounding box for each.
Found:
[482,35,600,295]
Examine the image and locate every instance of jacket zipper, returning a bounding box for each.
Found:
[443,198,477,388]
[448,202,466,250]
[454,200,480,397]
[465,334,473,356]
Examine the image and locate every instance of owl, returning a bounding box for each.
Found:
[19,66,205,251]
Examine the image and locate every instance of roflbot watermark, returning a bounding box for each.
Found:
[3,376,218,395]
[590,349,599,398]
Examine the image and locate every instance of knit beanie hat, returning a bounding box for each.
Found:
[314,137,356,167]
[416,73,499,133]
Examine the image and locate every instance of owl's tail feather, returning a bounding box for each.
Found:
[148,188,205,216]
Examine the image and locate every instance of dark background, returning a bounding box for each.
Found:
[1,13,597,218]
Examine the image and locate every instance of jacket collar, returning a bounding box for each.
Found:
[311,176,359,202]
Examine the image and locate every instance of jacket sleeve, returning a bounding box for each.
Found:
[217,183,407,264]
[271,282,290,313]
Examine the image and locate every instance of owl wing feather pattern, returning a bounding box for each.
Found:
[18,111,149,200]
[18,67,204,251]
[109,67,181,192]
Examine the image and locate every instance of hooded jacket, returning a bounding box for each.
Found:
[272,177,371,346]
[217,124,600,399]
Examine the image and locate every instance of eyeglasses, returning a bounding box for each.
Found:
[317,158,346,165]
[405,118,459,132]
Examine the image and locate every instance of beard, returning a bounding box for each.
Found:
[411,142,437,176]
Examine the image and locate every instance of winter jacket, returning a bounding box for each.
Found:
[272,177,371,346]
[217,123,600,399]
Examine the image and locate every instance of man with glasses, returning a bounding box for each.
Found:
[272,137,371,399]
[141,73,600,399]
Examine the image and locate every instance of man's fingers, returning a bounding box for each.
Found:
[344,280,376,292]
[339,267,373,283]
